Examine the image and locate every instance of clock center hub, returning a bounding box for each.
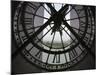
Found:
[51,13,64,34]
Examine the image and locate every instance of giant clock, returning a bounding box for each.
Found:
[12,2,95,71]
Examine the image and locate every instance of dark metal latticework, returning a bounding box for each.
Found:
[12,1,96,73]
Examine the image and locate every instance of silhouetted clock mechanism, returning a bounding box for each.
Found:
[12,2,95,71]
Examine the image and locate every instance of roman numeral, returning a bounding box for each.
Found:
[27,3,38,10]
[23,50,29,56]
[35,51,41,59]
[52,54,60,63]
[24,18,33,25]
[46,54,50,63]
[79,20,86,30]
[77,8,84,14]
[65,53,70,62]
[69,49,78,60]
[26,43,34,51]
[83,36,89,42]
[80,20,86,26]
[21,35,28,42]
[78,44,84,51]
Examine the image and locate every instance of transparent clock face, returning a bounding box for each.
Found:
[13,2,95,71]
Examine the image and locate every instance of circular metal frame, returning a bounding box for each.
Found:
[13,2,95,71]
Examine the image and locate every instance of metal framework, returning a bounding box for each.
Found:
[12,2,95,71]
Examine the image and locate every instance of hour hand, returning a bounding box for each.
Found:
[46,3,69,15]
[46,3,57,15]
[59,4,69,15]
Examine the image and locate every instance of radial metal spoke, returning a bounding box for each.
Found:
[38,29,52,43]
[65,16,86,21]
[61,26,75,42]
[59,32,68,62]
[26,23,54,31]
[25,11,49,20]
[50,32,56,48]
[71,26,92,35]
[46,32,56,63]
[65,6,73,16]
[41,4,51,15]
[60,32,65,48]
[26,25,42,30]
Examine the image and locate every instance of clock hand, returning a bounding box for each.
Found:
[46,4,69,35]
[12,2,70,59]
[51,4,95,58]
[46,3,56,15]
[44,3,95,58]
[59,4,69,15]
[46,3,58,35]
[46,3,69,15]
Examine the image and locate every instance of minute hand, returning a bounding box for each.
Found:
[59,4,69,14]
[46,3,69,15]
